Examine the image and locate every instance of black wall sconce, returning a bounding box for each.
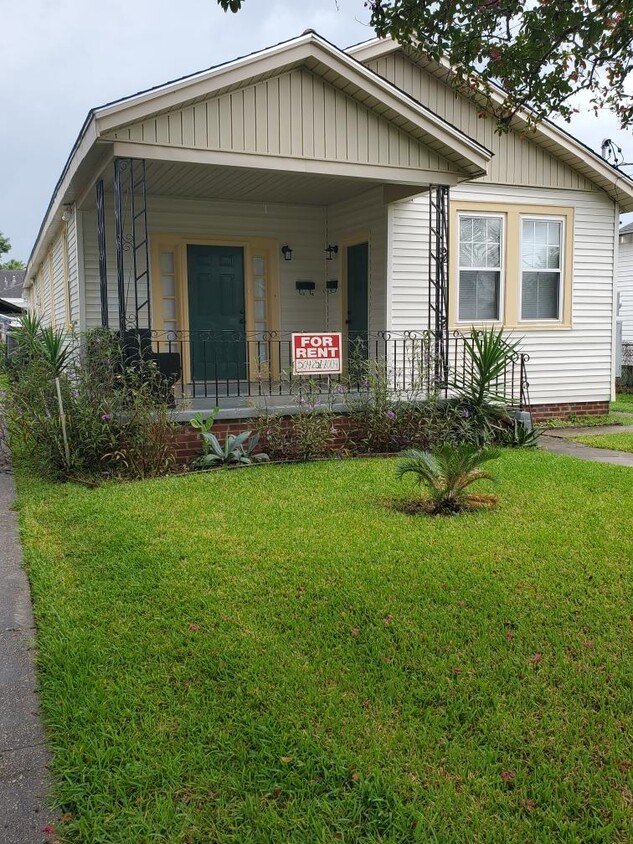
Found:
[325,244,338,261]
[281,244,293,261]
[326,279,339,294]
[295,280,316,296]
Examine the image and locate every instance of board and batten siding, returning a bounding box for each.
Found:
[81,194,388,337]
[389,184,617,404]
[103,68,456,175]
[365,53,597,192]
[617,236,633,342]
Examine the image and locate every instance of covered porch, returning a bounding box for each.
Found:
[87,154,469,411]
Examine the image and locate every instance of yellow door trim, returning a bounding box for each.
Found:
[150,233,280,386]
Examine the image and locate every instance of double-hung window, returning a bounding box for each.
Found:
[458,214,503,321]
[520,218,563,321]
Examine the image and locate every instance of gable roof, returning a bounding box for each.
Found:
[347,37,633,212]
[26,31,492,285]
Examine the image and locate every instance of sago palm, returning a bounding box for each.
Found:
[396,444,500,513]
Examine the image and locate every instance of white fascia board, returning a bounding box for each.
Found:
[112,141,466,187]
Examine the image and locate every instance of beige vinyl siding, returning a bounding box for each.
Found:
[66,207,81,325]
[618,236,633,342]
[40,256,51,326]
[51,232,67,327]
[104,69,455,174]
[327,187,388,335]
[365,53,597,192]
[389,184,617,404]
[388,192,431,333]
[83,197,331,334]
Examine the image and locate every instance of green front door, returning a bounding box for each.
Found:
[187,245,246,381]
[346,242,369,360]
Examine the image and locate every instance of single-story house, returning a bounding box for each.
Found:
[24,31,633,420]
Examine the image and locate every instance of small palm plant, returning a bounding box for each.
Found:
[396,444,500,514]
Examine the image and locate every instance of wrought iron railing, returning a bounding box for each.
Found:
[147,329,530,410]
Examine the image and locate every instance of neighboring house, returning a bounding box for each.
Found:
[618,221,633,343]
[0,270,26,339]
[1,269,25,300]
[24,32,633,419]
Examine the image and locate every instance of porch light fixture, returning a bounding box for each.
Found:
[281,244,293,261]
[295,280,315,296]
[326,279,339,293]
[325,244,338,260]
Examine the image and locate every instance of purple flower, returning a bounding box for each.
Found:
[335,384,347,394]
[461,408,470,418]
[386,409,396,419]
[101,413,112,422]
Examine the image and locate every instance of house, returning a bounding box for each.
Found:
[0,270,26,339]
[24,31,633,421]
[618,221,633,342]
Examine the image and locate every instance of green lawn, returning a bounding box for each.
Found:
[611,392,633,413]
[538,412,633,429]
[572,432,633,453]
[16,453,633,843]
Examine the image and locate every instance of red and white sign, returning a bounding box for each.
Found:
[291,333,342,375]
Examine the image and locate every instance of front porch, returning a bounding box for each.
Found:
[85,156,529,416]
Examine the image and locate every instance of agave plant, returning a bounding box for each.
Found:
[396,444,500,514]
[192,430,270,468]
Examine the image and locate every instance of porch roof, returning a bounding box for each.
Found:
[26,31,492,286]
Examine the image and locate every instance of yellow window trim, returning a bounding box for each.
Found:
[449,200,574,330]
[149,232,280,384]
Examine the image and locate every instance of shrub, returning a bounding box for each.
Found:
[396,444,500,514]
[254,375,338,461]
[4,326,177,482]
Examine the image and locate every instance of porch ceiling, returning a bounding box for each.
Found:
[97,158,429,206]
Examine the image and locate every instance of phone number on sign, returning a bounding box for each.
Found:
[294,359,342,373]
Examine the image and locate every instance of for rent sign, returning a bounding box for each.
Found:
[291,333,342,375]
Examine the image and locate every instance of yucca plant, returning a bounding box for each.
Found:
[453,327,521,445]
[396,444,500,514]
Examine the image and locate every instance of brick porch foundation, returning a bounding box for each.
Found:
[172,401,610,465]
[529,401,609,422]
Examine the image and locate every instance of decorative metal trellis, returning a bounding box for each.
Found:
[113,157,151,336]
[428,185,450,384]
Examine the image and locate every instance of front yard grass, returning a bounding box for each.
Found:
[572,432,633,453]
[611,392,633,413]
[16,452,633,843]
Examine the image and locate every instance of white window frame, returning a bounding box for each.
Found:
[519,215,565,323]
[456,212,505,323]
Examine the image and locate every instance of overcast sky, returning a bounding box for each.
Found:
[3,0,633,262]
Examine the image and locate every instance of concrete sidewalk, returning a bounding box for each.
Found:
[0,467,51,843]
[540,424,633,467]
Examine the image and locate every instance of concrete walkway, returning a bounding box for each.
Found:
[0,466,51,843]
[540,424,633,467]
